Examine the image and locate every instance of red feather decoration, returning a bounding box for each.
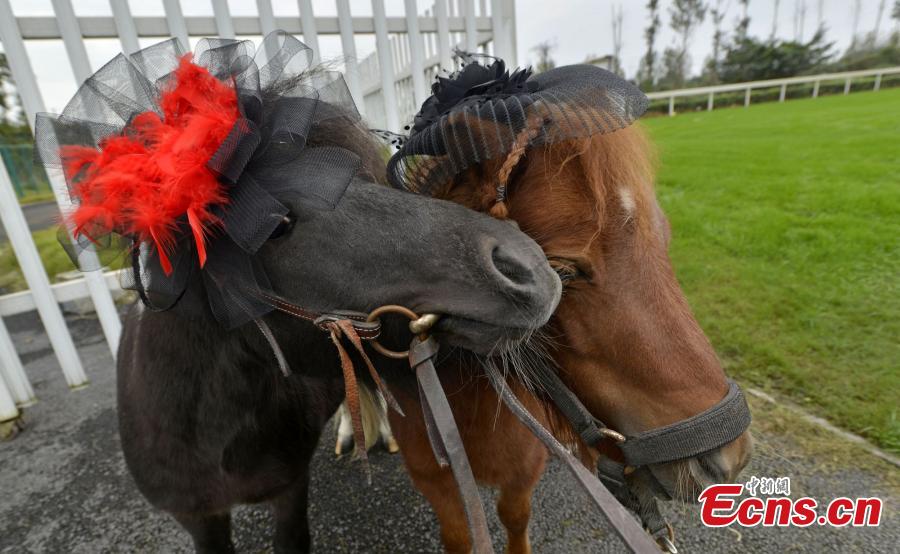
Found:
[61,55,240,274]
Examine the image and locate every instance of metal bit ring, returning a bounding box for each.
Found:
[366,305,441,359]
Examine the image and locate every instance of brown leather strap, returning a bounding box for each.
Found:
[332,319,404,416]
[410,337,495,554]
[327,322,370,481]
[258,292,382,339]
[484,365,660,554]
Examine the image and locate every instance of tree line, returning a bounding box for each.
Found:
[534,0,900,92]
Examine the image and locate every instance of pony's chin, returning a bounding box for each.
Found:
[646,433,753,503]
[647,455,739,504]
[432,316,533,355]
[645,461,710,504]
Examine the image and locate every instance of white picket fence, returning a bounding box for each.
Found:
[0,0,516,424]
[647,66,900,115]
[357,0,516,130]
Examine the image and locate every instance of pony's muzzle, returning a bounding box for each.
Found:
[477,236,562,326]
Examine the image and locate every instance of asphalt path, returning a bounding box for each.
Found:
[0,311,897,553]
[0,201,59,242]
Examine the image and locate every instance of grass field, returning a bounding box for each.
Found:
[643,89,899,453]
[0,228,74,293]
[0,227,124,294]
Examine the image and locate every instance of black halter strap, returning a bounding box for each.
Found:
[619,380,751,467]
[533,362,751,467]
[528,363,750,552]
[130,245,189,313]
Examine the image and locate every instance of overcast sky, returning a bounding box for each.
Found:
[3,0,896,114]
[515,0,893,75]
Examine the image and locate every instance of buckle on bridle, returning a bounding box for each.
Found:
[313,311,381,337]
[653,524,677,553]
[599,427,626,443]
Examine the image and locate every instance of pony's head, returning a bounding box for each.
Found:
[257,113,561,354]
[435,117,751,502]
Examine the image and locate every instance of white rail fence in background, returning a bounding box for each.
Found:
[648,66,900,116]
[0,0,516,424]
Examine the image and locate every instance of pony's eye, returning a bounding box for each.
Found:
[548,257,591,285]
[269,213,295,240]
[556,265,581,284]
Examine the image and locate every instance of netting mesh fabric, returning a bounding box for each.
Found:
[385,57,649,197]
[34,31,362,330]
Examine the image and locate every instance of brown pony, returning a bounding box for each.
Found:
[385,119,753,553]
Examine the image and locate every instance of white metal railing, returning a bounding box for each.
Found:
[647,66,900,116]
[358,0,500,129]
[0,0,516,421]
[359,0,515,130]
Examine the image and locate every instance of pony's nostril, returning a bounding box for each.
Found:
[490,245,532,286]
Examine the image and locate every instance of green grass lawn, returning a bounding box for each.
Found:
[0,228,75,293]
[643,89,899,454]
[0,228,124,294]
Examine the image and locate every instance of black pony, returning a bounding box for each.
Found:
[33,33,561,553]
[105,43,561,553]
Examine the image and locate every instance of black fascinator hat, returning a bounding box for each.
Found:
[386,55,649,212]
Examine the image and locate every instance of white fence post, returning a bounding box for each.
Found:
[744,87,751,107]
[501,0,517,66]
[109,0,141,54]
[47,0,124,359]
[51,0,93,82]
[707,91,714,111]
[210,0,236,39]
[668,96,675,116]
[489,0,505,59]
[0,315,34,406]
[463,0,477,52]
[0,367,19,425]
[336,0,365,115]
[256,0,277,37]
[434,0,453,71]
[297,0,321,63]
[405,0,429,107]
[843,77,852,95]
[812,80,820,97]
[0,163,88,388]
[372,0,401,132]
[779,83,787,102]
[161,0,189,50]
[874,73,882,91]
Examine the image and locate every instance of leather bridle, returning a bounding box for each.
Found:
[262,297,752,554]
[516,361,751,553]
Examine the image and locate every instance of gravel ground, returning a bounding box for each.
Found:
[0,311,897,553]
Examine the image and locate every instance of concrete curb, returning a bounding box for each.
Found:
[746,387,900,468]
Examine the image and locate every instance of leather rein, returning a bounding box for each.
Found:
[266,298,751,554]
